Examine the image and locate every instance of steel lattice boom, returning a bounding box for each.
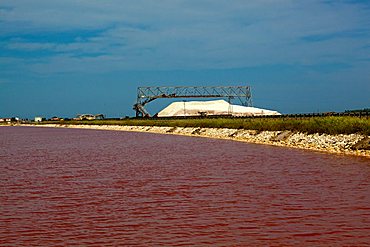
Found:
[133,86,252,117]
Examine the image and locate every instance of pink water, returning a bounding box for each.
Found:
[1,126,369,246]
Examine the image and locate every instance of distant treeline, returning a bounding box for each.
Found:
[345,108,370,113]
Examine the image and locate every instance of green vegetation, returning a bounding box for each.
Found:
[42,116,370,135]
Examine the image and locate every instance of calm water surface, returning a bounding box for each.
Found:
[1,126,369,246]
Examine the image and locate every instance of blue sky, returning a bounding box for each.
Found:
[1,0,369,118]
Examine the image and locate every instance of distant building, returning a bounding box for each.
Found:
[50,116,63,121]
[75,114,105,120]
[34,117,45,122]
[0,117,19,123]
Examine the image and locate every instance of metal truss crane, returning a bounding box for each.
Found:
[133,86,252,117]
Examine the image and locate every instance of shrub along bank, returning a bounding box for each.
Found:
[42,116,370,135]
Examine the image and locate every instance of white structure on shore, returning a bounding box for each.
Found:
[34,117,44,122]
[157,100,281,117]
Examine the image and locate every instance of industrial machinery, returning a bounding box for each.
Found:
[133,86,252,117]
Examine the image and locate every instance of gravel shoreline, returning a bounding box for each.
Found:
[13,124,370,158]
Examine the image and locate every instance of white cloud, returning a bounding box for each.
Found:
[1,0,370,72]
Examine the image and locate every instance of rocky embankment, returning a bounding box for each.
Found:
[21,124,370,157]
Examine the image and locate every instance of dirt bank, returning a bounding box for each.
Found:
[18,124,370,157]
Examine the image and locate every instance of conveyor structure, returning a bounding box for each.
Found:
[133,86,252,117]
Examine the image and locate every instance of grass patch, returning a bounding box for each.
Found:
[41,116,370,135]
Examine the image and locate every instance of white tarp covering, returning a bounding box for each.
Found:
[157,100,281,117]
